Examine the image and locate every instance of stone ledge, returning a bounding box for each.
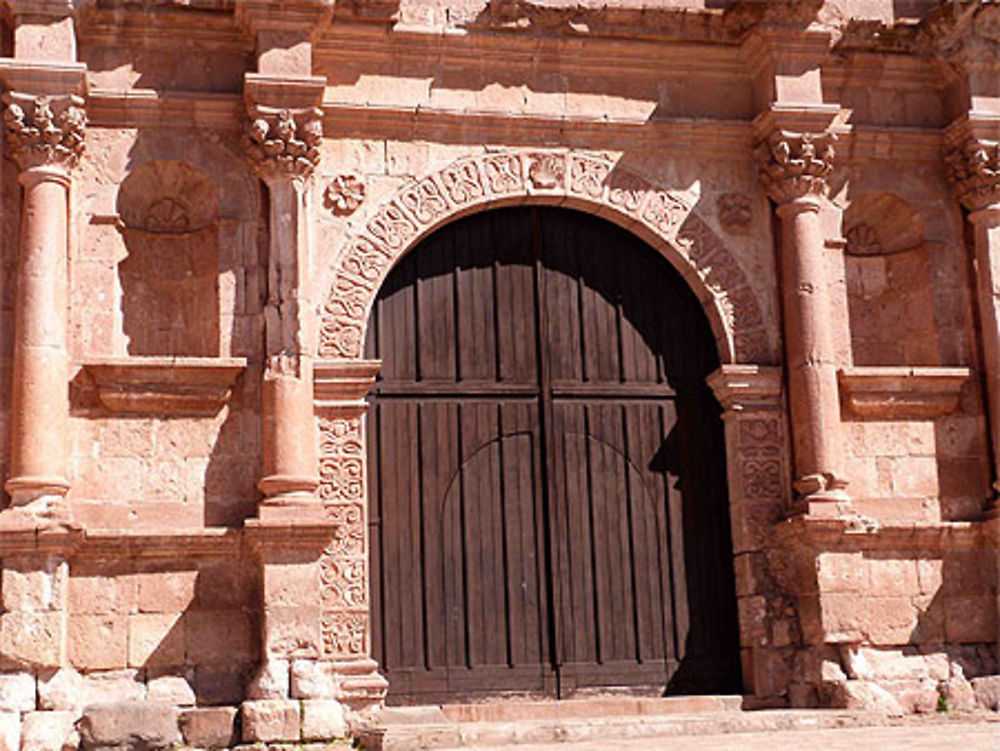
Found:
[838,366,971,420]
[81,357,247,416]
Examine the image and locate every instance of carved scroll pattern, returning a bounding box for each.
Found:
[318,415,369,658]
[320,150,772,365]
[737,417,787,505]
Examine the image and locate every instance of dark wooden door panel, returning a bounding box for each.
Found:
[369,207,739,704]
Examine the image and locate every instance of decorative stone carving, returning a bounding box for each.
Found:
[755,130,837,205]
[945,138,1000,212]
[324,174,366,216]
[319,149,773,365]
[318,414,370,660]
[527,152,565,190]
[321,612,367,657]
[246,104,323,180]
[3,92,86,172]
[318,417,364,504]
[717,193,752,234]
[844,223,883,256]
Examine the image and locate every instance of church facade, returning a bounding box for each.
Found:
[0,0,999,746]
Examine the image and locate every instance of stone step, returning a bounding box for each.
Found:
[356,700,888,751]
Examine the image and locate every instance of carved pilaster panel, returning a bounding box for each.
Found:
[317,413,370,659]
[755,130,836,205]
[3,92,86,173]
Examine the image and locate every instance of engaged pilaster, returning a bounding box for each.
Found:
[755,118,850,513]
[945,130,1000,513]
[2,86,85,513]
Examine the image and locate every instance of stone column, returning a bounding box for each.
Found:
[244,78,325,517]
[756,128,850,513]
[946,136,1000,513]
[2,92,85,513]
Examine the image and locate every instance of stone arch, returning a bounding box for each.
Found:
[319,150,773,365]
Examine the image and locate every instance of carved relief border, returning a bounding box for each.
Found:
[317,414,369,659]
[319,150,773,365]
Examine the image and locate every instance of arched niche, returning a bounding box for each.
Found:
[116,160,220,357]
[842,192,937,366]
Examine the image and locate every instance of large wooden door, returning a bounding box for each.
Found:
[367,207,740,704]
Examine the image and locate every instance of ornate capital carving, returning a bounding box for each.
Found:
[3,92,85,173]
[755,130,836,206]
[945,137,1000,212]
[246,104,322,181]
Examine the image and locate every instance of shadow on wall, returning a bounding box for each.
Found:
[650,410,744,697]
[64,554,260,707]
[116,161,221,358]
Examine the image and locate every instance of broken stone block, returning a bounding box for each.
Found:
[77,702,180,751]
[0,711,19,751]
[21,711,78,751]
[38,669,85,712]
[972,675,1000,710]
[246,659,289,700]
[825,680,905,716]
[179,707,237,749]
[0,672,35,712]
[301,699,347,741]
[241,699,301,743]
[290,660,338,699]
[146,675,195,706]
[942,676,976,712]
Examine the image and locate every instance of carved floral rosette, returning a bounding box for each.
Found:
[318,415,370,658]
[945,137,1000,213]
[320,149,773,365]
[755,130,837,206]
[3,92,86,172]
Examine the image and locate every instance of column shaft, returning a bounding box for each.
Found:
[5,168,71,505]
[970,207,1000,500]
[777,199,847,503]
[258,178,318,505]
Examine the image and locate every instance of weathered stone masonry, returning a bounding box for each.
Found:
[0,0,998,747]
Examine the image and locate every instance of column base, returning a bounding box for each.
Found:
[3,475,70,514]
[790,472,850,517]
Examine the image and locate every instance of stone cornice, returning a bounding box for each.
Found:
[707,364,783,414]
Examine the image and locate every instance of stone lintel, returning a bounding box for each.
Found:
[0,59,86,97]
[244,518,340,554]
[837,366,970,420]
[314,359,381,409]
[774,515,989,551]
[81,357,247,417]
[751,103,847,142]
[707,364,783,414]
[944,112,1000,150]
[244,72,325,111]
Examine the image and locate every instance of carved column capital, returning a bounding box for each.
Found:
[755,129,836,206]
[3,91,85,174]
[246,103,323,182]
[945,137,1000,213]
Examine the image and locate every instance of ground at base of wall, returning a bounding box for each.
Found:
[422,720,1000,751]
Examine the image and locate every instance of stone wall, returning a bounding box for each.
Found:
[0,1,997,748]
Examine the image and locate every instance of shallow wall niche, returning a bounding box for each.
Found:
[842,193,936,367]
[116,161,220,357]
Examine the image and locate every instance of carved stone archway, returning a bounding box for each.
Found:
[319,149,775,366]
[312,150,786,694]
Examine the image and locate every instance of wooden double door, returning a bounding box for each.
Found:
[367,207,740,704]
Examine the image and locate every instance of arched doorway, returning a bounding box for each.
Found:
[366,206,740,704]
